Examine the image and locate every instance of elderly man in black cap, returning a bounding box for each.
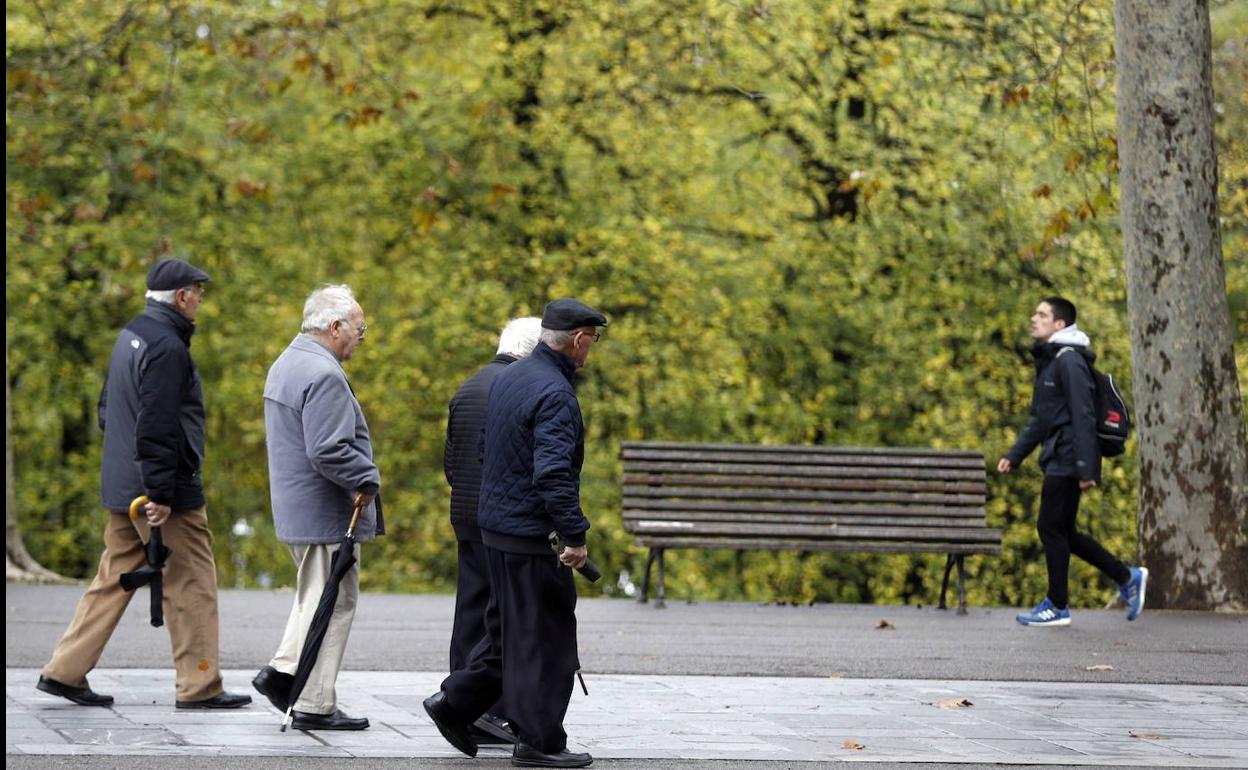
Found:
[424,299,606,769]
[37,258,251,711]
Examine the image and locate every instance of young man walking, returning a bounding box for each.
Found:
[998,297,1147,627]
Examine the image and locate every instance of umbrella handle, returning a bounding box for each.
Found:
[346,496,367,537]
[128,496,150,521]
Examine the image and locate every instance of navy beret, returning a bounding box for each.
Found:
[542,298,608,331]
[146,258,211,291]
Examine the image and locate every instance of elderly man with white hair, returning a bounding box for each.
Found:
[441,316,542,746]
[252,284,381,731]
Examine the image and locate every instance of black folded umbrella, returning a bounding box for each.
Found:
[119,496,172,627]
[280,495,367,732]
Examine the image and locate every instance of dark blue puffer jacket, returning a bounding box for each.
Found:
[477,342,590,548]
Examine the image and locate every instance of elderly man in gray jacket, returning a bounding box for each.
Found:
[252,284,382,731]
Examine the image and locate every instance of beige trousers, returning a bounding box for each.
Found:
[269,542,360,715]
[43,508,224,702]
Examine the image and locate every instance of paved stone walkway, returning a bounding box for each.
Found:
[7,668,1247,765]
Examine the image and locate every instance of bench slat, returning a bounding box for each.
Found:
[632,536,1001,555]
[626,461,985,482]
[621,440,984,460]
[624,479,987,495]
[626,520,1001,542]
[623,492,985,511]
[622,511,990,528]
[623,447,985,470]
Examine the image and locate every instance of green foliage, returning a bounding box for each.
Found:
[7,0,1246,608]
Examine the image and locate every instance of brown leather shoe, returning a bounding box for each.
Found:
[36,675,114,707]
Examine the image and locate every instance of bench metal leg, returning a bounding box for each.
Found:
[655,548,667,609]
[955,554,968,615]
[938,553,956,610]
[639,548,657,604]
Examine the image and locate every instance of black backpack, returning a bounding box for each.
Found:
[1058,347,1131,457]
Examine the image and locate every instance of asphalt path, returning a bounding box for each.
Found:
[7,585,1246,685]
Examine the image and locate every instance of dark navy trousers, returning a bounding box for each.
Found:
[441,547,580,753]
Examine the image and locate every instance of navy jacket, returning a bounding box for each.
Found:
[1005,339,1101,483]
[98,300,206,511]
[444,353,518,541]
[478,342,590,549]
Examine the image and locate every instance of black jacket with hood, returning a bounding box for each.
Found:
[1005,325,1101,483]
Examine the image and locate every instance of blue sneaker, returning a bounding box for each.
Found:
[1120,566,1148,621]
[1016,597,1071,627]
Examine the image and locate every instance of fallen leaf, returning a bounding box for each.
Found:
[876,619,895,630]
[1129,731,1164,740]
[842,739,865,750]
[1085,664,1114,671]
[937,698,974,710]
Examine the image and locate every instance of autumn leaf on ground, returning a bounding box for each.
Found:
[1129,731,1164,740]
[937,698,974,709]
[842,739,865,750]
[876,619,895,630]
[1085,664,1115,671]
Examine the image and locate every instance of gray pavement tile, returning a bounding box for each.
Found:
[57,727,182,746]
[963,737,1088,757]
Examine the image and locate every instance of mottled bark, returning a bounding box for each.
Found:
[6,340,68,583]
[1114,0,1248,610]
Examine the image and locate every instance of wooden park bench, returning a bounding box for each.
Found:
[620,441,1000,612]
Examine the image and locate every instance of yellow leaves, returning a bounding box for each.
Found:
[488,184,517,205]
[130,159,157,183]
[412,209,440,235]
[842,739,865,751]
[1064,151,1085,174]
[293,51,316,73]
[1085,664,1115,671]
[937,698,974,709]
[1002,85,1031,108]
[234,178,270,200]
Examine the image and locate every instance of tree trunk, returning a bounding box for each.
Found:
[1114,0,1248,610]
[6,339,68,583]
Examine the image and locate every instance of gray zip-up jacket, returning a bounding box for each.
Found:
[264,334,383,544]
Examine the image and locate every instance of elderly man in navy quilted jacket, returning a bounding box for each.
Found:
[424,298,606,770]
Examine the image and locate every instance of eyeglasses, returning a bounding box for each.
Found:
[340,320,367,340]
[580,330,601,342]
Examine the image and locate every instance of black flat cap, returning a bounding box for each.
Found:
[146,258,211,291]
[542,298,608,331]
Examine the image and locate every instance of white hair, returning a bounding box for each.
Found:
[301,284,357,333]
[539,328,575,347]
[497,317,543,357]
[145,289,179,305]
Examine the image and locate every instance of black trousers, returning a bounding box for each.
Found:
[450,540,491,672]
[441,547,580,753]
[1037,475,1131,609]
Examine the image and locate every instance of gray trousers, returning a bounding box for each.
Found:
[269,542,360,715]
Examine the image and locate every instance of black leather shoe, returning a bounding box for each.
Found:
[36,675,114,707]
[291,709,369,731]
[512,743,593,768]
[175,691,252,709]
[422,691,477,757]
[251,666,294,712]
[472,712,517,744]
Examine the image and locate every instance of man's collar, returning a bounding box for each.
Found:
[533,341,577,379]
[143,299,195,341]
